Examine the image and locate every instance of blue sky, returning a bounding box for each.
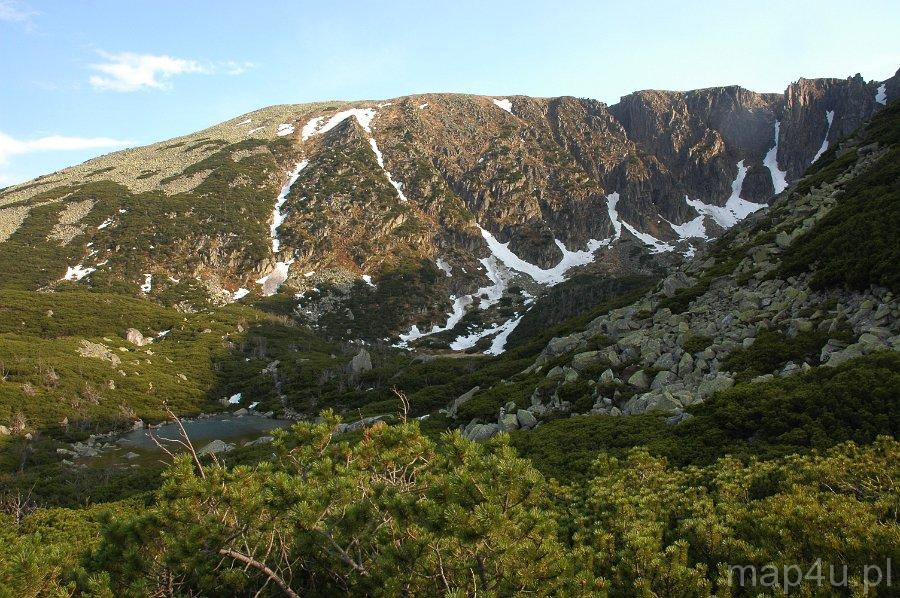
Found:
[1,0,897,185]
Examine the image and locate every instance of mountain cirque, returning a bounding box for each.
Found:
[0,71,895,350]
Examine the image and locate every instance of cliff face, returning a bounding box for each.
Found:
[0,70,895,344]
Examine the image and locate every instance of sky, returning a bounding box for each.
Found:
[1,0,898,186]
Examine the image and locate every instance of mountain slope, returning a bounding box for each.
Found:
[0,71,895,354]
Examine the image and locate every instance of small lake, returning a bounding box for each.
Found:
[118,414,292,451]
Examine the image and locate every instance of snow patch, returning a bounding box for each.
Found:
[367,138,408,201]
[228,393,242,405]
[810,110,834,164]
[667,215,707,239]
[256,259,294,297]
[232,288,250,301]
[492,98,513,114]
[685,160,765,230]
[97,218,113,230]
[485,313,526,355]
[435,257,452,277]
[418,102,429,109]
[276,123,295,137]
[63,264,95,281]
[140,274,153,293]
[237,118,251,126]
[361,274,375,288]
[304,108,408,202]
[478,226,603,285]
[247,126,265,135]
[811,110,835,164]
[606,192,623,239]
[763,121,788,194]
[875,83,887,105]
[270,160,309,253]
[620,222,674,253]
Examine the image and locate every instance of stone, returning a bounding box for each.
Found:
[124,452,140,460]
[245,435,274,447]
[516,409,538,430]
[198,439,232,455]
[652,352,676,371]
[563,367,580,383]
[571,351,602,372]
[661,271,694,298]
[697,375,734,399]
[77,340,121,368]
[464,423,499,441]
[677,352,694,377]
[599,368,616,383]
[345,348,373,378]
[125,328,151,347]
[132,419,144,430]
[499,413,520,432]
[650,370,676,390]
[546,366,564,379]
[627,369,650,390]
[545,335,583,357]
[447,386,480,418]
[824,343,865,367]
[233,408,249,416]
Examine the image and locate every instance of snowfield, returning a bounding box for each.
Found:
[492,98,513,114]
[764,122,789,194]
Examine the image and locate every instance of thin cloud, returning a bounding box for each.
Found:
[88,52,254,92]
[0,0,35,23]
[89,52,207,92]
[0,130,131,165]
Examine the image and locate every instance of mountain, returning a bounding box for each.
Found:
[1,72,898,596]
[1,71,895,353]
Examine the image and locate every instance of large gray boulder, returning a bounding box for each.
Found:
[516,409,538,430]
[463,423,499,441]
[627,369,650,390]
[345,348,373,378]
[198,439,233,455]
[697,375,735,399]
[125,328,151,347]
[571,351,602,372]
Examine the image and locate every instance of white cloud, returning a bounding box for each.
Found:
[88,52,254,92]
[89,52,208,92]
[0,0,35,23]
[0,130,131,165]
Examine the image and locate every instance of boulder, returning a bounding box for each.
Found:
[345,348,373,378]
[516,409,538,430]
[499,413,519,432]
[599,368,616,383]
[824,343,865,367]
[650,370,676,390]
[571,351,602,372]
[125,328,151,347]
[447,386,480,418]
[464,423,499,441]
[627,369,650,390]
[198,440,232,455]
[697,375,734,399]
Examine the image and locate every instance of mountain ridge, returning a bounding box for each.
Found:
[0,70,896,350]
